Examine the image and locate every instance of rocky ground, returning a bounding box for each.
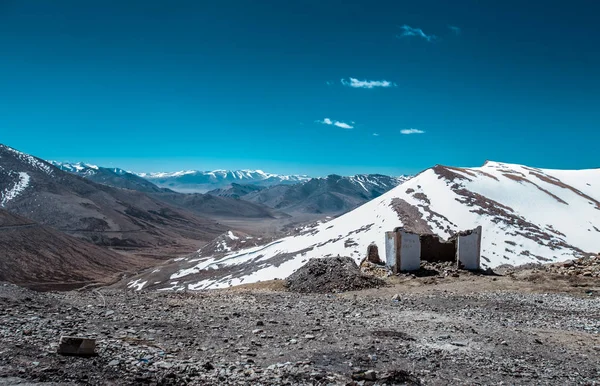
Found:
[1,268,599,385]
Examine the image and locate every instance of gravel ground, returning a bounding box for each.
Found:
[0,272,599,385]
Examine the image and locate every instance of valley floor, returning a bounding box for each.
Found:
[0,271,599,385]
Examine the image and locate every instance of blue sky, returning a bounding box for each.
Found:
[1,0,599,176]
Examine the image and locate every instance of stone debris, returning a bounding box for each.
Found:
[546,254,600,277]
[285,256,385,293]
[57,336,96,357]
[359,261,392,279]
[1,265,600,385]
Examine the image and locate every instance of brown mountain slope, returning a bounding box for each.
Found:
[0,144,226,251]
[0,209,136,290]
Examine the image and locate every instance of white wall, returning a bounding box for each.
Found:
[385,231,397,272]
[399,231,421,271]
[457,226,482,270]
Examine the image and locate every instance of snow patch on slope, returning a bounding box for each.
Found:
[1,172,30,207]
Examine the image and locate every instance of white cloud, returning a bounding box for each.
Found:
[334,121,353,129]
[397,25,436,42]
[372,133,380,136]
[318,118,354,129]
[326,80,334,86]
[341,78,396,89]
[400,128,425,135]
[448,25,461,35]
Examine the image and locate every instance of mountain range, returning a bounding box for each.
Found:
[50,161,409,216]
[210,174,410,215]
[134,169,311,193]
[48,161,286,220]
[6,143,598,293]
[125,161,600,291]
[0,145,226,250]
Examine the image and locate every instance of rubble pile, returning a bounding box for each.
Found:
[546,254,600,278]
[359,261,393,279]
[286,256,385,293]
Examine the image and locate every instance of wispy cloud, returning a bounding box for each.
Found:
[325,80,334,86]
[448,25,461,35]
[318,118,354,129]
[341,78,396,89]
[397,25,436,42]
[400,128,425,135]
[372,133,380,137]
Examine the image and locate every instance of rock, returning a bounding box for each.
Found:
[366,244,383,264]
[57,336,96,357]
[391,294,401,301]
[108,359,120,366]
[352,369,377,381]
[304,334,315,340]
[156,361,173,369]
[256,321,264,326]
[105,310,115,317]
[364,369,377,381]
[252,329,264,334]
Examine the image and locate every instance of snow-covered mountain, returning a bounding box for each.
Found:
[49,161,166,193]
[135,169,312,193]
[127,161,600,291]
[48,161,285,219]
[49,161,101,175]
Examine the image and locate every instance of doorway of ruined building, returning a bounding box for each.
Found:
[419,234,456,263]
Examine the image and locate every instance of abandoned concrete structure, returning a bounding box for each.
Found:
[385,226,482,272]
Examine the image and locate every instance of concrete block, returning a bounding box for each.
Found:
[57,336,97,357]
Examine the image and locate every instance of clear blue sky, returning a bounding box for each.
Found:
[1,0,599,176]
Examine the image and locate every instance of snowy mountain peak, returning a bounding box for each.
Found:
[134,169,312,193]
[127,161,599,291]
[49,161,99,175]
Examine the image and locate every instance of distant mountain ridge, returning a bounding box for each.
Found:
[50,161,168,193]
[209,174,411,215]
[48,161,285,220]
[49,160,411,215]
[134,169,312,193]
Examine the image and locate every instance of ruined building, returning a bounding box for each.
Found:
[385,226,482,272]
